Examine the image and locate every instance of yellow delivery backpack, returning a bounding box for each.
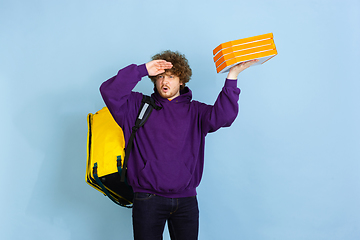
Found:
[86,95,160,208]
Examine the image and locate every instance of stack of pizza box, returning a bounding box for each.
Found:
[213,33,277,73]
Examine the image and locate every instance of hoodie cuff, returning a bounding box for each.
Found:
[138,64,149,78]
[224,78,238,87]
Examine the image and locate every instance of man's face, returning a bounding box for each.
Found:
[155,72,183,100]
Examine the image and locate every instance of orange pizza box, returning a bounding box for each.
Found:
[213,33,277,73]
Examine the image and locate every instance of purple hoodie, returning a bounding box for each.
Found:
[100,64,240,198]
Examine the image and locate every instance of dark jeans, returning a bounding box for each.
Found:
[132,192,199,240]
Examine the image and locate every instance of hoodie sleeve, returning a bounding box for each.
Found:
[200,79,241,134]
[99,64,148,127]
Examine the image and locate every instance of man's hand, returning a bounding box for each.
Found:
[146,60,173,76]
[227,59,259,80]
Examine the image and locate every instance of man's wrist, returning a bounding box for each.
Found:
[227,72,239,80]
[138,64,149,77]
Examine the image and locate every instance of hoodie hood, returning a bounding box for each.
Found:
[152,86,192,106]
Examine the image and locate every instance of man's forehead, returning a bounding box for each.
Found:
[159,71,175,76]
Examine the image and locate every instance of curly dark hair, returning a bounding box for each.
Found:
[149,50,192,90]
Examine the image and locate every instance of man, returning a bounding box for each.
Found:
[100,50,258,240]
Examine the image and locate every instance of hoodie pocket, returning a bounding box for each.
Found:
[138,160,192,193]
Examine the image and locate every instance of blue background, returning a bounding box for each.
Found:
[1,0,359,239]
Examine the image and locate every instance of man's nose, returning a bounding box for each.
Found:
[163,76,170,83]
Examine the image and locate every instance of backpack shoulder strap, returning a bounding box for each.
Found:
[120,95,161,182]
[134,95,161,129]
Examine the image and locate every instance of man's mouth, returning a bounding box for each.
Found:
[162,86,169,92]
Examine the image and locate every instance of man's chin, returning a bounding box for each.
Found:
[158,89,179,100]
[159,92,170,99]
